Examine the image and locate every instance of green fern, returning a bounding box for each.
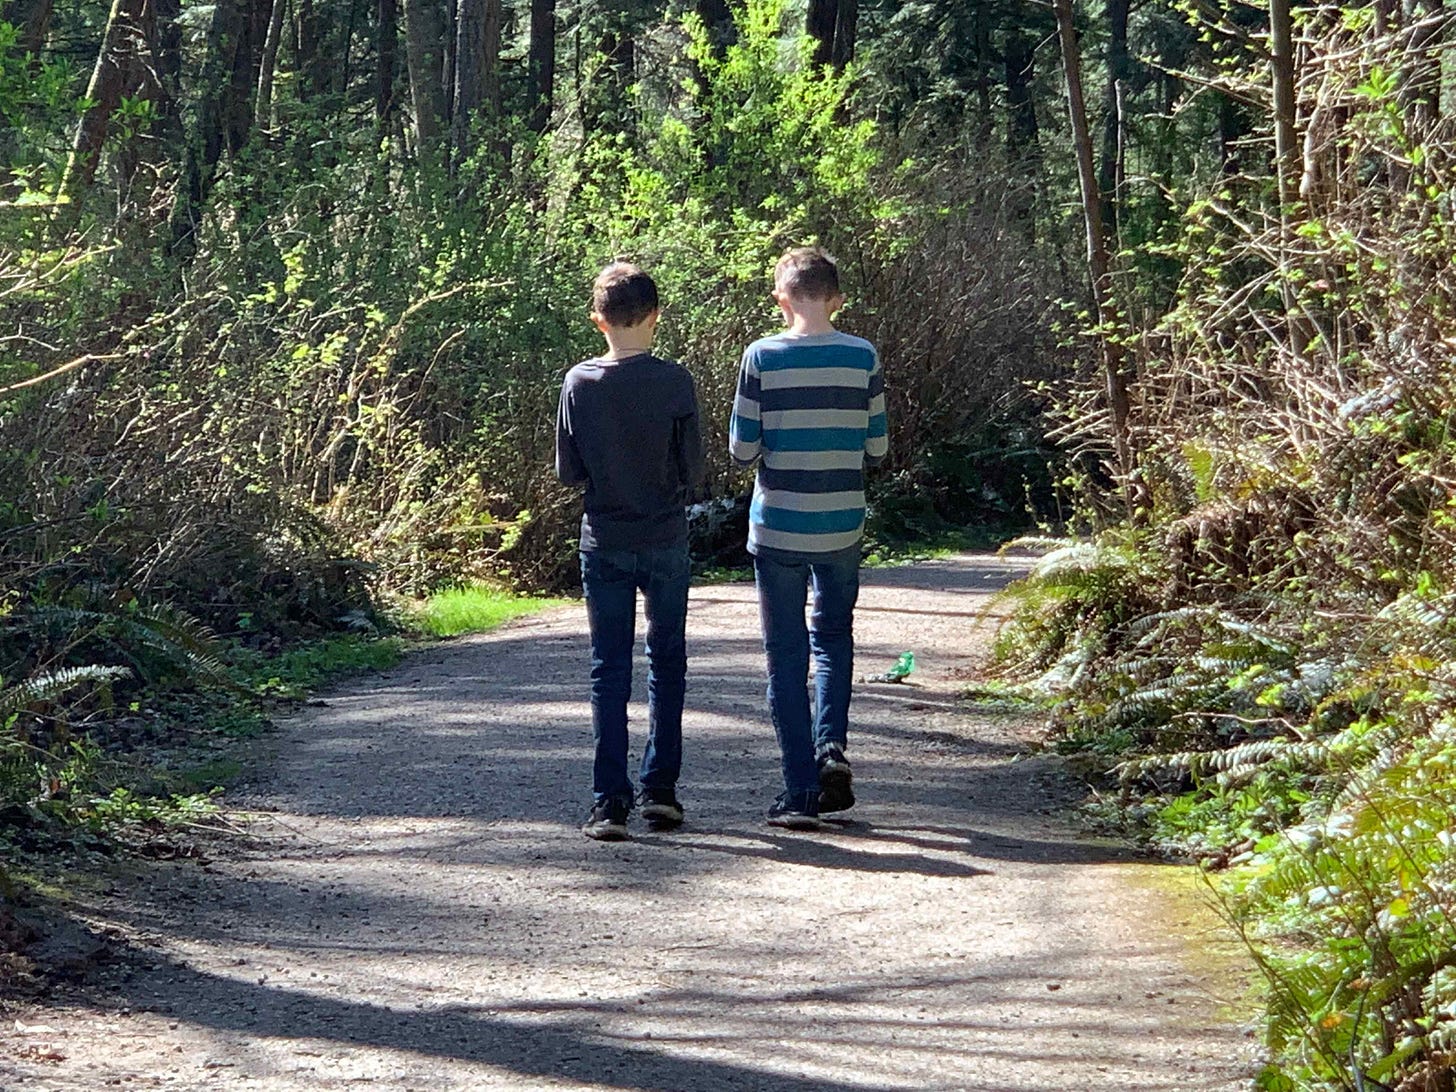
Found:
[18,602,243,692]
[0,665,132,722]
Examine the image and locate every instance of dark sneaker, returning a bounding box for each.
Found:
[582,798,630,841]
[767,792,822,831]
[637,787,684,830]
[817,744,855,813]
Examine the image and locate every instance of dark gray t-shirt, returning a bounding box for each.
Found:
[554,352,704,551]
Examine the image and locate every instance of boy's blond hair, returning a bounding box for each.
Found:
[773,246,841,302]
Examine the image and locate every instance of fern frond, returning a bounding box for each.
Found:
[1001,535,1081,555]
[0,665,131,721]
[1116,736,1329,784]
[120,605,240,690]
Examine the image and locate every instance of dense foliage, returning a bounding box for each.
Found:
[988,3,1456,1088]
[7,0,1456,1084]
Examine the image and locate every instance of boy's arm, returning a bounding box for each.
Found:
[675,374,706,492]
[728,349,762,467]
[865,348,889,469]
[554,379,588,487]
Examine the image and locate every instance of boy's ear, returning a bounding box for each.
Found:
[590,310,609,333]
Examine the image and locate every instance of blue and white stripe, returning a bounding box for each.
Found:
[729,331,888,556]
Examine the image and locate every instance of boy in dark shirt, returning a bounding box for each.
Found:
[555,263,704,840]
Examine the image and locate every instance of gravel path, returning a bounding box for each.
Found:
[6,554,1255,1090]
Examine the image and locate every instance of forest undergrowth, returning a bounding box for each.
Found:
[986,5,1456,1088]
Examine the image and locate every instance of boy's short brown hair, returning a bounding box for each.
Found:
[774,246,841,301]
[592,262,659,328]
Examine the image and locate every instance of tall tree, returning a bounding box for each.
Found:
[59,0,150,201]
[1098,0,1131,237]
[403,0,448,147]
[295,0,328,102]
[378,0,399,125]
[831,0,856,69]
[451,0,501,160]
[1269,0,1297,209]
[224,0,270,155]
[254,0,287,130]
[1053,0,1134,509]
[526,0,555,132]
[807,0,854,70]
[169,0,246,254]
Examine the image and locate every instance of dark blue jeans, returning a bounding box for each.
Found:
[581,545,690,806]
[753,547,861,799]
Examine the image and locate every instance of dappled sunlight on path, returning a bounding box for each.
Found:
[7,554,1254,1090]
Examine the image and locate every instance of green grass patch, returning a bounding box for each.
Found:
[411,584,567,638]
[227,634,406,699]
[861,523,1025,568]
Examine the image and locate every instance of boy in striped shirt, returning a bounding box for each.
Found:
[728,246,888,829]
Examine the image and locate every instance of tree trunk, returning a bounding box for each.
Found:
[526,0,554,132]
[443,0,455,125]
[482,0,500,117]
[830,0,856,69]
[1053,0,1135,512]
[295,0,327,101]
[806,0,834,67]
[59,0,148,201]
[378,0,399,124]
[1402,0,1447,140]
[3,0,53,56]
[807,0,853,71]
[449,0,498,159]
[225,0,268,155]
[168,0,246,256]
[451,0,484,159]
[403,0,447,147]
[1004,29,1039,157]
[1098,0,1131,238]
[1269,0,1298,209]
[255,0,287,130]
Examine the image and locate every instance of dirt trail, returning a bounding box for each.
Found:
[6,554,1255,1090]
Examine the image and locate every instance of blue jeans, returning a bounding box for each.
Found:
[753,547,861,799]
[581,545,690,806]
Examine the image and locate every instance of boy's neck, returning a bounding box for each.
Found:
[597,313,657,359]
[778,294,842,337]
[600,334,652,359]
[785,315,838,336]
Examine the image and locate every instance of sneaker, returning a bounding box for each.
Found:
[637,787,684,830]
[767,792,822,831]
[582,798,630,841]
[817,744,855,813]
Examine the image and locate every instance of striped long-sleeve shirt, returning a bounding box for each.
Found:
[728,330,888,557]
